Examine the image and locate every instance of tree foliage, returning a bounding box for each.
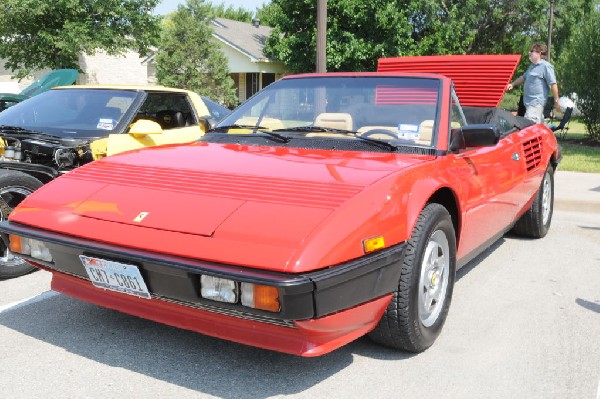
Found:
[558,5,600,138]
[262,0,591,74]
[0,0,161,78]
[533,0,596,62]
[155,0,237,107]
[255,2,279,26]
[264,0,475,73]
[210,2,254,22]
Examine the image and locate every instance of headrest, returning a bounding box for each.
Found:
[314,113,353,131]
[419,120,435,142]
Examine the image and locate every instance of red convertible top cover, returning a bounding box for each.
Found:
[377,55,521,107]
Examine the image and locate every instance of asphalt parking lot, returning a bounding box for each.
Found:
[1,170,599,399]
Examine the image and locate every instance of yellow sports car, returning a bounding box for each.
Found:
[0,85,230,278]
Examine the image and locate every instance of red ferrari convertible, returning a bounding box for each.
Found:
[0,56,560,356]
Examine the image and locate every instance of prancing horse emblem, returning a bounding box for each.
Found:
[133,212,149,222]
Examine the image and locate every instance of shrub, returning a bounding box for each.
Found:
[558,9,600,139]
[499,91,521,112]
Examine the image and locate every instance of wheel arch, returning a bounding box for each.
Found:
[0,165,55,184]
[426,187,460,248]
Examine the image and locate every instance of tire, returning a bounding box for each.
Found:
[369,203,456,352]
[0,171,44,279]
[511,165,554,238]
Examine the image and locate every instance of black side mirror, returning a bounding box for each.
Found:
[449,124,501,152]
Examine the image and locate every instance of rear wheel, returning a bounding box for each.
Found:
[369,203,456,352]
[0,171,43,279]
[511,165,554,238]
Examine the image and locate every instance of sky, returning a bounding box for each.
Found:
[154,0,267,15]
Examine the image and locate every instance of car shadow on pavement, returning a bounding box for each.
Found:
[0,238,514,395]
[0,292,411,398]
[456,238,506,281]
[575,298,600,314]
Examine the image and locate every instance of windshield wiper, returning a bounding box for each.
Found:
[0,125,37,133]
[210,124,269,132]
[0,125,54,137]
[209,124,290,143]
[272,126,399,150]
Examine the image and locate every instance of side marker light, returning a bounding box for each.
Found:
[363,236,385,253]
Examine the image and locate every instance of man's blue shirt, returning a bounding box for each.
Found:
[522,60,557,106]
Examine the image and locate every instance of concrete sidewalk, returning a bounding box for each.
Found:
[554,170,600,213]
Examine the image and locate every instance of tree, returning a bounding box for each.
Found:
[211,2,254,22]
[155,0,237,107]
[558,5,600,139]
[533,0,596,62]
[455,0,548,55]
[264,0,479,73]
[263,0,592,74]
[255,2,279,26]
[0,0,161,79]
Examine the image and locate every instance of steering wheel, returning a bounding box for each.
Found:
[360,129,399,139]
[360,128,419,145]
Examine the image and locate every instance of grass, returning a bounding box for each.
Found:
[555,119,600,173]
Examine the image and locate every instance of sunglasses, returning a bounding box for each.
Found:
[529,50,540,53]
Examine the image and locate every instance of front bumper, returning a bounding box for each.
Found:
[1,221,406,356]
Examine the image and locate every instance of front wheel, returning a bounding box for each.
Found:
[0,171,43,279]
[369,203,456,352]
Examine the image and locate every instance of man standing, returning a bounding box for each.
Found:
[506,43,560,123]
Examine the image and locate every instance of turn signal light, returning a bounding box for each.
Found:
[8,234,53,262]
[363,236,385,253]
[8,234,23,254]
[241,283,280,312]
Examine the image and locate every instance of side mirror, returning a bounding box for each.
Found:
[198,116,212,133]
[449,124,500,152]
[129,119,163,138]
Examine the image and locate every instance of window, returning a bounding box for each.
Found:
[245,73,260,100]
[135,93,195,130]
[451,88,467,128]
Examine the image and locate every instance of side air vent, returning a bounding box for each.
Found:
[523,136,543,171]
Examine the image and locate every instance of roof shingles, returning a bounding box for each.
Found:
[211,18,273,62]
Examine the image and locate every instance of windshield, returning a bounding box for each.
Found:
[0,89,139,138]
[217,76,441,148]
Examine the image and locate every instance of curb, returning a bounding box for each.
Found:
[554,199,599,213]
[554,170,600,213]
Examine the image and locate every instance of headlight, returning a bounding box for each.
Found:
[9,234,53,262]
[200,275,238,303]
[199,275,280,312]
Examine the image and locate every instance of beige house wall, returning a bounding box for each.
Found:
[78,50,152,85]
[0,34,284,103]
[0,65,50,91]
[0,50,151,90]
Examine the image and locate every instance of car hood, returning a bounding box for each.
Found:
[20,69,79,98]
[378,54,520,107]
[12,142,431,270]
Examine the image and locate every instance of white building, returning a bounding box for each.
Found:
[0,18,286,104]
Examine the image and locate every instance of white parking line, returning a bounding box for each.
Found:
[597,379,600,399]
[0,290,59,314]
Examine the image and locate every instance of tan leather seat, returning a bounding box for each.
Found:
[314,113,353,131]
[418,120,435,145]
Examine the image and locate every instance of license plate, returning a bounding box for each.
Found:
[80,255,151,299]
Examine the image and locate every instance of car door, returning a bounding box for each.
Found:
[447,91,524,259]
[105,92,204,156]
